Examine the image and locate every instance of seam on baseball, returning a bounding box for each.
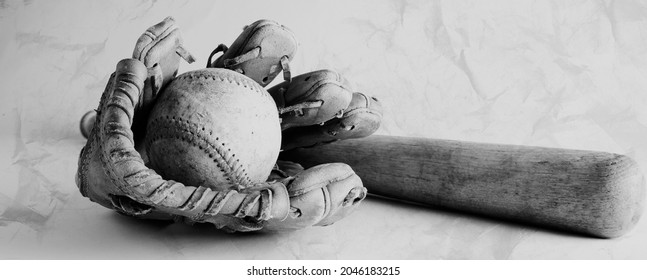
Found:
[177,71,272,100]
[146,115,252,187]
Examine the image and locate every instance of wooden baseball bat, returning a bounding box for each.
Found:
[281,135,646,238]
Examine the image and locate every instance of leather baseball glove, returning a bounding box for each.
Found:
[77,17,293,232]
[76,17,383,232]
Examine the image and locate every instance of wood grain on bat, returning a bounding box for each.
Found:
[282,135,646,238]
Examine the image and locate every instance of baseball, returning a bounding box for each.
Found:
[144,68,281,191]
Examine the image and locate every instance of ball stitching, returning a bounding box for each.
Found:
[176,70,271,100]
[146,116,251,187]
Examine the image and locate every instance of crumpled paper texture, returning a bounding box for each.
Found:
[1,0,647,259]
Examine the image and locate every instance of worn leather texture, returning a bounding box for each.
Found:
[208,19,298,87]
[268,70,383,150]
[132,17,195,114]
[269,70,353,129]
[281,92,383,150]
[265,162,367,230]
[76,59,291,232]
[73,17,379,233]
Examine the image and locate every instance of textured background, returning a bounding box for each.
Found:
[2,0,647,259]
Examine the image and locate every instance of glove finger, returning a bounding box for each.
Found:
[280,92,383,151]
[133,16,195,69]
[126,17,196,152]
[81,16,195,140]
[132,16,195,117]
[263,163,367,231]
[268,69,353,130]
[208,19,297,87]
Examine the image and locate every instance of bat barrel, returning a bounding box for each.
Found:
[282,135,645,238]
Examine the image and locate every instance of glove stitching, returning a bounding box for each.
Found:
[101,151,254,223]
[177,186,206,211]
[78,73,117,198]
[101,149,265,224]
[78,127,96,198]
[204,190,236,216]
[79,116,105,198]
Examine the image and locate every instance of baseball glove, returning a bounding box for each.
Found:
[77,17,382,232]
[77,17,292,232]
